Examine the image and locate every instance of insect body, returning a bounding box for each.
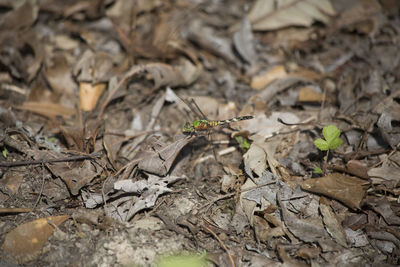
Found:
[183,116,254,133]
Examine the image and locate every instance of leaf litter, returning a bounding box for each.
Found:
[1,0,400,266]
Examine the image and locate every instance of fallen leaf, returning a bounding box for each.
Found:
[187,20,236,63]
[248,0,336,31]
[79,82,106,111]
[114,174,184,221]
[233,17,257,65]
[47,160,101,196]
[138,135,194,176]
[17,101,76,119]
[144,59,202,89]
[243,142,267,178]
[1,215,70,264]
[301,173,368,209]
[0,1,38,31]
[297,86,325,103]
[319,197,348,247]
[368,153,400,183]
[251,65,288,90]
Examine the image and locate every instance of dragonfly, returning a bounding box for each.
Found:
[179,96,254,135]
[183,116,254,133]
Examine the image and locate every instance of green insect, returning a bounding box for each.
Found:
[182,116,254,133]
[179,96,253,134]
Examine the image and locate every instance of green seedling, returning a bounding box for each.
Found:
[313,125,342,173]
[313,166,323,174]
[2,147,8,158]
[235,135,251,150]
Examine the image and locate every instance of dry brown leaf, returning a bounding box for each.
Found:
[291,67,323,80]
[301,173,368,209]
[59,125,86,151]
[233,17,257,65]
[251,65,288,90]
[44,56,77,95]
[319,197,348,247]
[187,20,236,63]
[248,0,336,31]
[79,82,106,111]
[243,140,267,178]
[296,246,321,260]
[297,86,324,103]
[47,160,101,196]
[0,171,24,194]
[1,215,70,264]
[0,1,38,31]
[346,160,369,179]
[335,0,381,35]
[73,50,116,83]
[144,59,202,89]
[368,154,400,183]
[17,101,76,119]
[138,135,194,176]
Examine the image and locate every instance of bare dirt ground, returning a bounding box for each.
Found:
[1,0,400,266]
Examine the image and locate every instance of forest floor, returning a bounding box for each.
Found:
[1,0,400,266]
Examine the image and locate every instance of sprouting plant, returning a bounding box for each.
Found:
[235,135,251,150]
[313,125,342,172]
[313,166,323,174]
[2,147,8,158]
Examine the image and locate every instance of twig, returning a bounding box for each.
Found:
[202,222,235,267]
[0,152,101,167]
[0,208,33,214]
[32,162,46,211]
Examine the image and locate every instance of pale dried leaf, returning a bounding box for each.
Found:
[144,59,202,89]
[138,135,194,176]
[233,17,257,65]
[79,82,106,111]
[17,101,76,119]
[251,65,288,90]
[243,142,267,178]
[248,0,336,31]
[368,154,400,183]
[117,174,184,221]
[319,199,348,247]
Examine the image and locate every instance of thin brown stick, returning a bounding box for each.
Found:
[0,208,33,214]
[203,222,235,267]
[32,162,46,210]
[0,152,101,167]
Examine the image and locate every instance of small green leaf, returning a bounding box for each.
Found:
[2,148,8,158]
[314,167,323,174]
[235,136,251,150]
[316,125,342,151]
[329,137,342,150]
[314,138,329,151]
[323,125,341,142]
